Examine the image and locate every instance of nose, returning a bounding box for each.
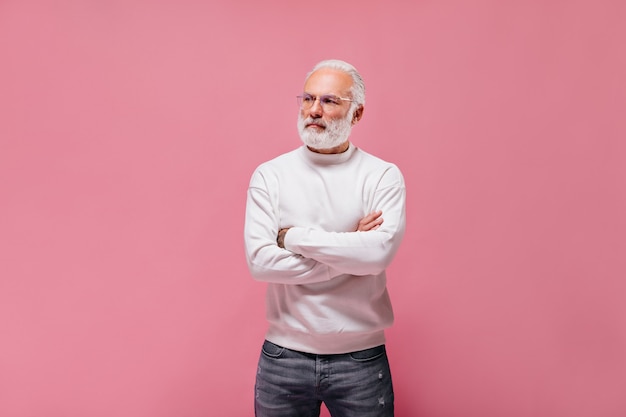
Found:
[307,97,323,118]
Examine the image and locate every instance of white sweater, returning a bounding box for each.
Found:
[244,144,406,354]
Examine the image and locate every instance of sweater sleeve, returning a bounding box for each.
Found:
[284,166,406,276]
[244,170,342,285]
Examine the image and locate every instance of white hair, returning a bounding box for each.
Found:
[305,59,366,107]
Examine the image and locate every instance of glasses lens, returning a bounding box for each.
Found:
[298,94,315,109]
[298,94,347,110]
[320,95,342,108]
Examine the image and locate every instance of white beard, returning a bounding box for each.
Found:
[297,111,353,150]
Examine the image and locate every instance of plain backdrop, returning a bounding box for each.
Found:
[1,1,625,416]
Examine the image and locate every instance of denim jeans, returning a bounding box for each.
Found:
[255,340,394,417]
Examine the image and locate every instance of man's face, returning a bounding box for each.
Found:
[297,68,356,151]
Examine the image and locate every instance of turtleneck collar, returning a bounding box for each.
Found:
[299,143,357,166]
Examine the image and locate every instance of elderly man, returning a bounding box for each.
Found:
[244,59,406,417]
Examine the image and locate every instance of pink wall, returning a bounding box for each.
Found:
[1,1,624,416]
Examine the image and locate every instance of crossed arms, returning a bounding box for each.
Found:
[245,170,406,285]
[276,210,383,249]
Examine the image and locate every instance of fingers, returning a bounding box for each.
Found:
[362,210,383,223]
[356,210,384,232]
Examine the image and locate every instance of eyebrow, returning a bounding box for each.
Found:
[303,92,351,98]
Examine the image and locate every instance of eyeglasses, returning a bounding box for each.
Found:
[297,93,353,110]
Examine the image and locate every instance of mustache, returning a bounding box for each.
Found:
[303,118,327,128]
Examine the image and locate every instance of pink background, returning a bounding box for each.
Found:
[1,1,625,416]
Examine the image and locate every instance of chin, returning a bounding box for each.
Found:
[297,115,352,150]
[300,135,345,150]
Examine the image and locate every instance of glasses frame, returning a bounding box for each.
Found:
[296,93,353,110]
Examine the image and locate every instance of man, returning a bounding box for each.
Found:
[244,59,406,417]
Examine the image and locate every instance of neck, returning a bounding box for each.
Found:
[308,140,350,154]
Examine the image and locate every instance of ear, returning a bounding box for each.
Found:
[351,105,364,125]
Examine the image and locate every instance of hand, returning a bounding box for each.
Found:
[277,228,290,249]
[356,210,383,232]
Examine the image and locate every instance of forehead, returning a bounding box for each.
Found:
[304,68,353,95]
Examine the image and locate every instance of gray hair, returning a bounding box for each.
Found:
[306,59,366,107]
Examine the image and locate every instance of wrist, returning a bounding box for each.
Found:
[277,228,290,249]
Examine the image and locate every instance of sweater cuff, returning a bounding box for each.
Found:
[283,226,303,253]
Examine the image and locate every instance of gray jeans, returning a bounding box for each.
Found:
[255,340,394,417]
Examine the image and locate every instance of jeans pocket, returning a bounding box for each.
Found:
[349,345,386,362]
[261,340,286,358]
